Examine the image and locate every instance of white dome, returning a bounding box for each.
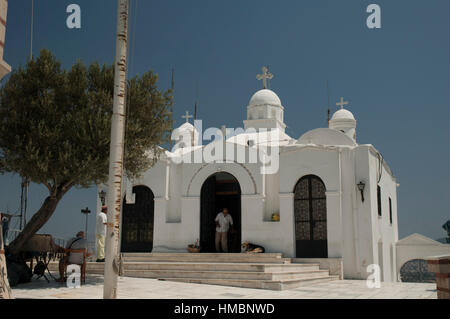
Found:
[329,108,357,142]
[176,122,196,132]
[331,109,355,121]
[249,89,281,107]
[172,122,198,136]
[172,122,199,140]
[298,128,356,146]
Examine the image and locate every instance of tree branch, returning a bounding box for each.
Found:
[43,181,52,193]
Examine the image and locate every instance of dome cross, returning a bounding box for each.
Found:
[182,110,193,123]
[256,66,274,89]
[336,97,349,110]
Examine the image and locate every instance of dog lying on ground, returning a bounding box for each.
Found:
[241,242,265,254]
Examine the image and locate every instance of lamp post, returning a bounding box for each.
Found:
[81,207,91,240]
[357,181,366,202]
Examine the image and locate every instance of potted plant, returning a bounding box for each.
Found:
[187,239,200,253]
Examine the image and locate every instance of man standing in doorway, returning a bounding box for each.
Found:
[215,208,233,253]
[96,206,107,262]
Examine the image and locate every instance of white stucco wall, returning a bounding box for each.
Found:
[280,147,342,260]
[365,147,399,282]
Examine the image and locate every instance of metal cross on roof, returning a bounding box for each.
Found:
[182,110,193,123]
[256,66,274,89]
[336,97,349,109]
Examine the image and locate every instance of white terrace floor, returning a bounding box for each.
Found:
[11,273,437,299]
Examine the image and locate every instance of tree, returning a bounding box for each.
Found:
[0,49,173,254]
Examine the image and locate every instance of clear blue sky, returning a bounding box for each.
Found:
[1,0,449,242]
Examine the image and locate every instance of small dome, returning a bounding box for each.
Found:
[176,122,196,132]
[298,128,356,146]
[249,89,281,107]
[172,122,198,135]
[172,122,199,139]
[331,109,355,121]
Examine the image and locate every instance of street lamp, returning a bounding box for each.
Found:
[99,190,107,206]
[81,207,91,240]
[357,181,366,202]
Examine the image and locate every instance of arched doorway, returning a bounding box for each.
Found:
[121,185,155,253]
[294,175,328,258]
[200,172,241,253]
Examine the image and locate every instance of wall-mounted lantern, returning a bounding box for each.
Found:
[357,181,366,202]
[99,190,107,206]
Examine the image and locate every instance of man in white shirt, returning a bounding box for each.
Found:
[96,206,108,262]
[215,208,233,253]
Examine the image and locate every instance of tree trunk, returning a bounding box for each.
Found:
[8,188,69,255]
[0,217,13,299]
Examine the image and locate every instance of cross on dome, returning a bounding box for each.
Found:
[182,111,193,123]
[336,97,349,110]
[256,66,274,89]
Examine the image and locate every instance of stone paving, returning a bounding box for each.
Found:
[10,273,437,299]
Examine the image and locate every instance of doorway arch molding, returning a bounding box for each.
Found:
[186,162,257,197]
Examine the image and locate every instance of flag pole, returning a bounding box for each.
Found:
[103,0,129,299]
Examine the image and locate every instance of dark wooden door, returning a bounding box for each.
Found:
[294,175,328,258]
[200,176,216,252]
[121,186,154,253]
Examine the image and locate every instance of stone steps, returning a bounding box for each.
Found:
[122,253,291,264]
[123,253,284,257]
[49,261,319,274]
[124,269,330,281]
[48,253,339,290]
[160,275,340,291]
[123,262,320,273]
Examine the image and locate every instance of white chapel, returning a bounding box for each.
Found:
[97,67,402,282]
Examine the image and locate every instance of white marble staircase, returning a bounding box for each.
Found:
[50,253,339,290]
